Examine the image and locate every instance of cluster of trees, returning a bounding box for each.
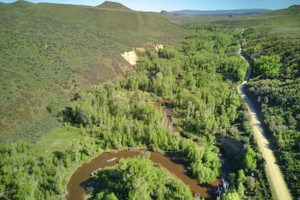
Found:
[0,137,98,199]
[253,55,282,77]
[88,153,194,200]
[137,28,271,199]
[137,30,248,141]
[220,147,262,200]
[243,28,300,198]
[66,76,221,183]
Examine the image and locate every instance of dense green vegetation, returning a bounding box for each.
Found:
[242,28,300,198]
[66,27,270,199]
[87,154,193,200]
[0,134,99,199]
[0,0,186,142]
[0,24,272,199]
[64,76,221,183]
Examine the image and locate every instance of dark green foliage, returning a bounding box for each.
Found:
[0,136,98,200]
[253,55,282,77]
[223,170,249,199]
[243,29,300,198]
[89,154,193,200]
[243,148,257,173]
[221,191,240,200]
[158,46,177,59]
[171,28,271,200]
[64,75,221,183]
[243,31,300,78]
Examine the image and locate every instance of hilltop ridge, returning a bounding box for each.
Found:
[11,0,34,7]
[97,1,132,11]
[264,4,300,15]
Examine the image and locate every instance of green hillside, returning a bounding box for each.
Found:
[0,1,186,143]
[266,5,300,16]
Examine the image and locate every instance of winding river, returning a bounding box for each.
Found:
[66,98,231,200]
[66,149,221,200]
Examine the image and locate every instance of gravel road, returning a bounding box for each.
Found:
[237,46,292,200]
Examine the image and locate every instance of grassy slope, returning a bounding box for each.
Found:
[0,1,186,143]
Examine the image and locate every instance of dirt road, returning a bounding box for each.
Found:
[237,46,292,200]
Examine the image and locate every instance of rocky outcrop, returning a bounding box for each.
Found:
[136,47,145,53]
[154,44,164,51]
[121,51,138,65]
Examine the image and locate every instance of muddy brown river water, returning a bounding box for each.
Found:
[66,149,220,200]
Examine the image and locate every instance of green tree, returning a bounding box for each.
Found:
[253,55,281,77]
[222,191,241,200]
[243,148,257,173]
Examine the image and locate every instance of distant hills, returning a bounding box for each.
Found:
[0,0,186,142]
[162,5,300,38]
[209,5,300,31]
[169,9,271,16]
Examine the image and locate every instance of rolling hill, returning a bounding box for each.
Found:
[209,5,300,27]
[209,5,300,37]
[0,1,186,143]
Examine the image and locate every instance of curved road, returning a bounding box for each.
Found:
[237,46,292,200]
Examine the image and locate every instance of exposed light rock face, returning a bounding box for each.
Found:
[121,51,138,65]
[154,44,164,51]
[122,45,163,65]
[136,47,145,53]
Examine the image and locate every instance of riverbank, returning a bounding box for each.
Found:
[66,149,220,200]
